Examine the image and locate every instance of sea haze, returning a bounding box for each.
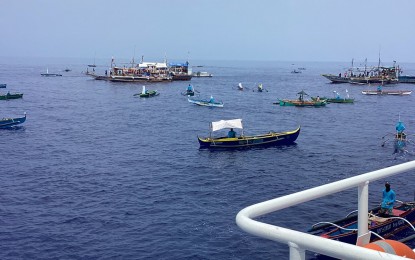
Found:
[1,58,415,259]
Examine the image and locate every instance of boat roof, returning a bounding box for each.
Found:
[211,119,243,131]
[169,62,189,67]
[138,62,167,68]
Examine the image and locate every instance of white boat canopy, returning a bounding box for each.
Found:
[211,119,243,132]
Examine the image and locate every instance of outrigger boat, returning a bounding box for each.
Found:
[277,90,327,107]
[198,118,300,149]
[312,90,354,103]
[0,112,26,129]
[362,90,411,95]
[308,200,415,245]
[0,92,23,100]
[182,84,195,96]
[134,86,159,98]
[188,96,224,107]
[381,119,413,154]
[41,68,62,77]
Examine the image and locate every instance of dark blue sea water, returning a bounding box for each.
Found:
[1,57,415,259]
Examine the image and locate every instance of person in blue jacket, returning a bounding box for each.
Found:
[379,182,396,216]
[396,121,406,134]
[228,128,236,138]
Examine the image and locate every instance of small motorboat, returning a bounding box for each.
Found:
[0,92,24,100]
[198,118,300,149]
[362,90,411,95]
[0,112,26,129]
[277,90,327,107]
[188,96,223,107]
[41,68,62,77]
[0,84,6,88]
[134,86,159,98]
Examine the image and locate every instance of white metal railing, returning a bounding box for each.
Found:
[236,160,415,260]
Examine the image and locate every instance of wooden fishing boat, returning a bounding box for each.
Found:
[308,201,415,245]
[41,68,62,77]
[312,97,354,103]
[362,90,411,95]
[0,112,26,128]
[0,92,23,100]
[192,71,213,77]
[134,86,159,98]
[381,119,412,154]
[312,90,354,103]
[182,84,195,96]
[0,84,6,88]
[188,96,224,107]
[198,119,300,149]
[277,90,327,107]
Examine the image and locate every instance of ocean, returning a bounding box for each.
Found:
[1,57,415,259]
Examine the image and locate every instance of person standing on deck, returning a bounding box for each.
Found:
[396,121,406,134]
[379,182,396,216]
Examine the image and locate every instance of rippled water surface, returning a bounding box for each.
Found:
[1,58,415,259]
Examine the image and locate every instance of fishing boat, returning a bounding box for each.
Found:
[169,62,192,81]
[198,119,300,149]
[188,96,223,107]
[253,83,267,92]
[108,60,172,82]
[0,84,6,88]
[0,92,24,100]
[277,90,327,107]
[381,119,413,154]
[134,86,159,98]
[362,90,411,95]
[0,112,26,129]
[308,200,415,245]
[237,83,244,91]
[192,71,213,77]
[312,90,354,103]
[41,68,62,77]
[322,59,399,84]
[398,75,415,83]
[182,84,195,96]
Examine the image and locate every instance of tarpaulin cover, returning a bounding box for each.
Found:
[211,119,243,131]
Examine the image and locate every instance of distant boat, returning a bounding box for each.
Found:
[362,90,411,95]
[398,75,415,83]
[133,85,159,98]
[88,52,97,67]
[0,92,24,100]
[277,90,327,107]
[64,68,71,72]
[193,71,213,77]
[188,96,223,107]
[0,112,26,129]
[0,83,6,88]
[41,68,62,77]
[291,69,301,74]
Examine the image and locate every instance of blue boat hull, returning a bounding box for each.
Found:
[198,127,300,149]
[0,113,26,128]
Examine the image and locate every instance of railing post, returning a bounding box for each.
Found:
[288,242,305,260]
[357,181,369,243]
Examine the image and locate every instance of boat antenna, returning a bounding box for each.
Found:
[132,45,136,66]
[378,46,381,69]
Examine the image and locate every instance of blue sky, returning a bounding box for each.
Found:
[1,0,415,62]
